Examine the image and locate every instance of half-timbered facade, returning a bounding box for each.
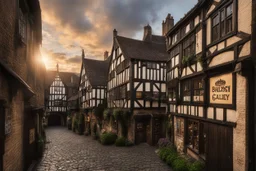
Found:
[45,65,79,126]
[165,0,255,170]
[108,26,168,145]
[78,50,109,132]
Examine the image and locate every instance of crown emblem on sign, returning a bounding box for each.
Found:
[215,79,226,86]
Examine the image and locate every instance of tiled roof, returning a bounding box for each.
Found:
[45,71,79,88]
[116,36,168,62]
[82,57,110,87]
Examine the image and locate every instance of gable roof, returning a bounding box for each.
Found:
[45,71,79,88]
[82,57,110,87]
[116,35,168,62]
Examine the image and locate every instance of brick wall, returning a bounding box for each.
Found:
[0,0,45,170]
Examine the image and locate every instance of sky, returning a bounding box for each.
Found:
[40,0,198,73]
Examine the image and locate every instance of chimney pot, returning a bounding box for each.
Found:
[104,51,109,60]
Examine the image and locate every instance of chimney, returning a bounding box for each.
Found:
[143,24,152,41]
[104,51,109,60]
[162,13,174,36]
[113,29,118,38]
[82,49,85,59]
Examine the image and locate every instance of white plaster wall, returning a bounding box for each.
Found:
[233,73,247,171]
[209,51,234,67]
[239,41,251,58]
[238,0,252,34]
[196,30,202,54]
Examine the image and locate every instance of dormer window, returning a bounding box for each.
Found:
[19,9,26,44]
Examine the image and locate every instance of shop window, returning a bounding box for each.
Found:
[176,118,184,137]
[168,88,176,102]
[212,3,233,42]
[187,120,199,152]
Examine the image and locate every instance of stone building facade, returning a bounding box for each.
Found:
[165,0,256,170]
[0,0,45,170]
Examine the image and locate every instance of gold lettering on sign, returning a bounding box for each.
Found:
[210,73,233,105]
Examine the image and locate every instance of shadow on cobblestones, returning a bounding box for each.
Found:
[36,127,171,171]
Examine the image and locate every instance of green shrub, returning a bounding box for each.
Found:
[125,140,134,147]
[113,108,123,121]
[103,109,111,120]
[173,158,189,171]
[115,137,126,146]
[159,147,175,162]
[166,151,178,166]
[100,132,117,145]
[188,161,205,171]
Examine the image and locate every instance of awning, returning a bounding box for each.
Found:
[0,59,35,96]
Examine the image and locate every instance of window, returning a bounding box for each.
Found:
[136,92,142,98]
[168,88,176,102]
[193,78,204,102]
[187,120,199,152]
[183,34,195,58]
[19,9,26,43]
[5,109,11,135]
[147,62,156,69]
[212,3,233,42]
[172,33,177,45]
[182,77,204,103]
[176,117,184,137]
[182,80,191,102]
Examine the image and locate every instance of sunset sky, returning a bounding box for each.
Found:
[40,0,197,73]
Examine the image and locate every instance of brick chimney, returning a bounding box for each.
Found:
[104,51,109,60]
[113,29,118,38]
[143,24,152,41]
[82,49,85,59]
[162,14,174,36]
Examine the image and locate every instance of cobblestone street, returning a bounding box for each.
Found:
[36,127,171,171]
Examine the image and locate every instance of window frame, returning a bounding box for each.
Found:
[181,77,204,104]
[211,2,234,43]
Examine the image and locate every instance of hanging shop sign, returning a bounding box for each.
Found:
[210,73,233,105]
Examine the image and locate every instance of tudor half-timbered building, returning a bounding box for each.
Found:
[165,0,255,170]
[78,50,110,132]
[108,26,169,145]
[45,65,79,126]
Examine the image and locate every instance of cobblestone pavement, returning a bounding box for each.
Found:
[36,127,171,171]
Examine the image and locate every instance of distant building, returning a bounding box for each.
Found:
[0,0,46,170]
[78,50,110,134]
[107,26,168,145]
[165,0,256,170]
[45,65,79,126]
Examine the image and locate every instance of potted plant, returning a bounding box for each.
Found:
[37,135,45,158]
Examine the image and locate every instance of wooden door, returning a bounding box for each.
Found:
[135,122,146,144]
[206,123,233,171]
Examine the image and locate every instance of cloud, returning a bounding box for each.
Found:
[40,0,198,72]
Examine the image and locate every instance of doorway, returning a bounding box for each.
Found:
[48,114,61,126]
[135,119,150,145]
[205,123,233,171]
